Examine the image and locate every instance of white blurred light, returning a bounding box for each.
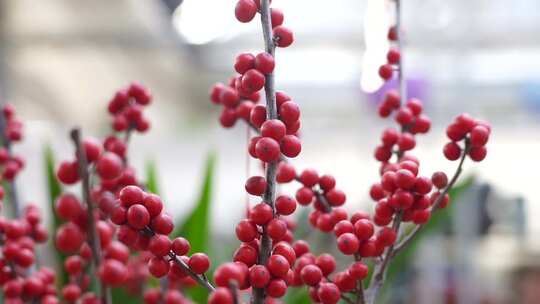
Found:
[173,0,238,45]
[360,0,390,93]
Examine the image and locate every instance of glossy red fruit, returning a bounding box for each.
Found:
[235,0,257,23]
[126,204,150,229]
[148,257,170,278]
[172,237,191,256]
[235,219,258,242]
[98,259,128,286]
[189,253,210,274]
[96,152,123,180]
[273,26,294,47]
[336,233,359,255]
[443,142,462,161]
[348,262,369,280]
[208,287,233,304]
[261,119,286,140]
[255,52,275,74]
[245,176,267,196]
[280,135,301,158]
[378,64,394,80]
[300,265,322,286]
[255,137,280,162]
[275,195,297,215]
[234,53,256,74]
[57,161,80,184]
[148,234,172,257]
[249,265,271,288]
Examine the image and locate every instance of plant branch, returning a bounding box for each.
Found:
[70,128,111,304]
[253,0,278,303]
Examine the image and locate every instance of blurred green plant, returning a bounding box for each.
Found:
[171,152,216,303]
[44,145,69,288]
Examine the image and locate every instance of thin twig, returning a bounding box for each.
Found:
[141,227,215,292]
[253,0,278,303]
[168,252,216,292]
[70,128,111,304]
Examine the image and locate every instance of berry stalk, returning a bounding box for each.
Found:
[70,128,112,304]
[253,0,278,302]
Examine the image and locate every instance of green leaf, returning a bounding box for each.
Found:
[146,160,160,194]
[44,145,69,288]
[111,287,143,304]
[283,287,311,304]
[171,152,216,302]
[379,176,474,301]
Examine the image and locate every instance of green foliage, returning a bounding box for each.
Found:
[111,287,143,304]
[379,177,474,301]
[283,287,312,304]
[44,145,69,288]
[171,153,216,303]
[146,160,160,194]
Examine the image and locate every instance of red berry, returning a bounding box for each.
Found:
[55,223,84,253]
[150,213,174,235]
[300,265,322,286]
[395,107,414,126]
[276,162,296,183]
[443,142,462,161]
[62,284,81,302]
[455,113,476,133]
[98,259,127,286]
[220,108,237,128]
[214,263,246,287]
[267,254,290,278]
[337,233,359,255]
[469,146,487,162]
[398,133,416,151]
[279,101,300,125]
[249,203,273,225]
[334,220,354,237]
[55,193,83,221]
[273,26,294,48]
[267,219,287,241]
[280,135,301,158]
[235,219,258,242]
[315,254,336,276]
[242,69,266,92]
[126,204,150,229]
[266,279,287,298]
[390,189,414,209]
[250,105,267,128]
[83,138,102,163]
[245,176,267,196]
[470,125,489,147]
[377,227,397,246]
[96,152,123,180]
[292,240,311,257]
[249,265,271,288]
[255,52,275,74]
[234,53,255,74]
[261,119,286,140]
[142,194,163,218]
[220,87,240,108]
[387,48,400,64]
[209,287,233,304]
[414,176,433,195]
[270,8,284,28]
[412,209,431,224]
[349,262,369,280]
[255,137,280,162]
[318,282,341,304]
[235,0,257,23]
[395,169,416,189]
[272,242,296,265]
[57,161,80,184]
[388,26,398,40]
[378,64,394,80]
[325,189,346,206]
[148,234,171,257]
[189,253,210,274]
[275,195,297,215]
[299,169,319,187]
[148,257,170,278]
[296,187,314,205]
[172,237,191,256]
[354,219,374,240]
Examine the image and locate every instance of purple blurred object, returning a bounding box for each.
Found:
[365,75,430,105]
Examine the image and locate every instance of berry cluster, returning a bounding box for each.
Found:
[444,114,490,162]
[108,82,152,133]
[0,104,25,186]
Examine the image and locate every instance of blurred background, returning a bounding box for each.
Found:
[0,0,539,303]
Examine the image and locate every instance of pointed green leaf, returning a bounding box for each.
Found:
[44,145,69,288]
[146,160,160,194]
[171,152,216,302]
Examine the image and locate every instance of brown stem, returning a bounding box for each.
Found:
[253,0,278,303]
[70,128,111,304]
